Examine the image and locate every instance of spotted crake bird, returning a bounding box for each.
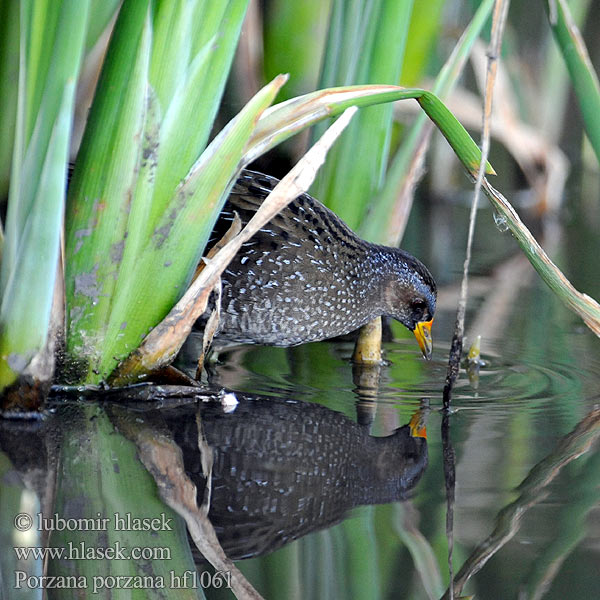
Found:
[203,170,436,358]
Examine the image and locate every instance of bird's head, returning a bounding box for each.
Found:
[380,248,437,359]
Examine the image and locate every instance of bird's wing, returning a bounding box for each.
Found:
[207,170,362,259]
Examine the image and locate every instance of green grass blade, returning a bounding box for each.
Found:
[64,1,152,374]
[149,0,196,115]
[0,5,26,282]
[401,0,445,86]
[482,179,600,336]
[309,0,376,161]
[23,0,60,143]
[3,0,93,286]
[0,0,89,391]
[545,0,600,164]
[316,0,376,93]
[263,0,332,102]
[317,0,343,92]
[310,0,415,229]
[418,96,493,178]
[0,84,74,387]
[85,0,120,51]
[151,0,249,211]
[0,0,20,200]
[99,86,162,356]
[190,0,228,56]
[148,37,214,227]
[364,0,496,242]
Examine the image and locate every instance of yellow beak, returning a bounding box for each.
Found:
[408,410,428,438]
[413,319,433,360]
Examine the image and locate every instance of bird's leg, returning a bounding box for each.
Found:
[196,278,222,379]
[352,317,383,365]
[352,317,384,426]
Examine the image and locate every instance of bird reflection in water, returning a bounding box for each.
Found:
[158,393,429,561]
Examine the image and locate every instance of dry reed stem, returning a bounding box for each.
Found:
[443,0,511,406]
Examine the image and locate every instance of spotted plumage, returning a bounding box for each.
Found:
[203,170,437,356]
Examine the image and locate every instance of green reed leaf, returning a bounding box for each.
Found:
[364,0,495,243]
[310,0,416,230]
[0,0,89,391]
[244,85,494,180]
[64,0,152,377]
[545,0,600,164]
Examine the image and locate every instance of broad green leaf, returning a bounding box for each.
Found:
[149,0,196,113]
[190,0,229,57]
[64,1,152,374]
[3,0,92,285]
[148,38,213,230]
[545,0,600,164]
[0,84,74,387]
[85,0,120,51]
[0,0,20,200]
[23,0,60,143]
[151,0,249,211]
[95,75,287,381]
[0,0,89,391]
[64,0,255,383]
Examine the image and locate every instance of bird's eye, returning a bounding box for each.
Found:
[412,299,426,321]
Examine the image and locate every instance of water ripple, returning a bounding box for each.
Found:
[384,336,599,410]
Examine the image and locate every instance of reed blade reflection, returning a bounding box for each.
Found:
[442,406,600,599]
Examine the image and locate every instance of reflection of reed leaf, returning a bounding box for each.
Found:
[443,407,600,599]
[158,394,428,560]
[394,503,445,600]
[2,404,201,600]
[0,419,53,519]
[109,403,263,600]
[0,419,57,588]
[523,449,600,600]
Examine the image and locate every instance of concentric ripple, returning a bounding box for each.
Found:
[383,335,600,409]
